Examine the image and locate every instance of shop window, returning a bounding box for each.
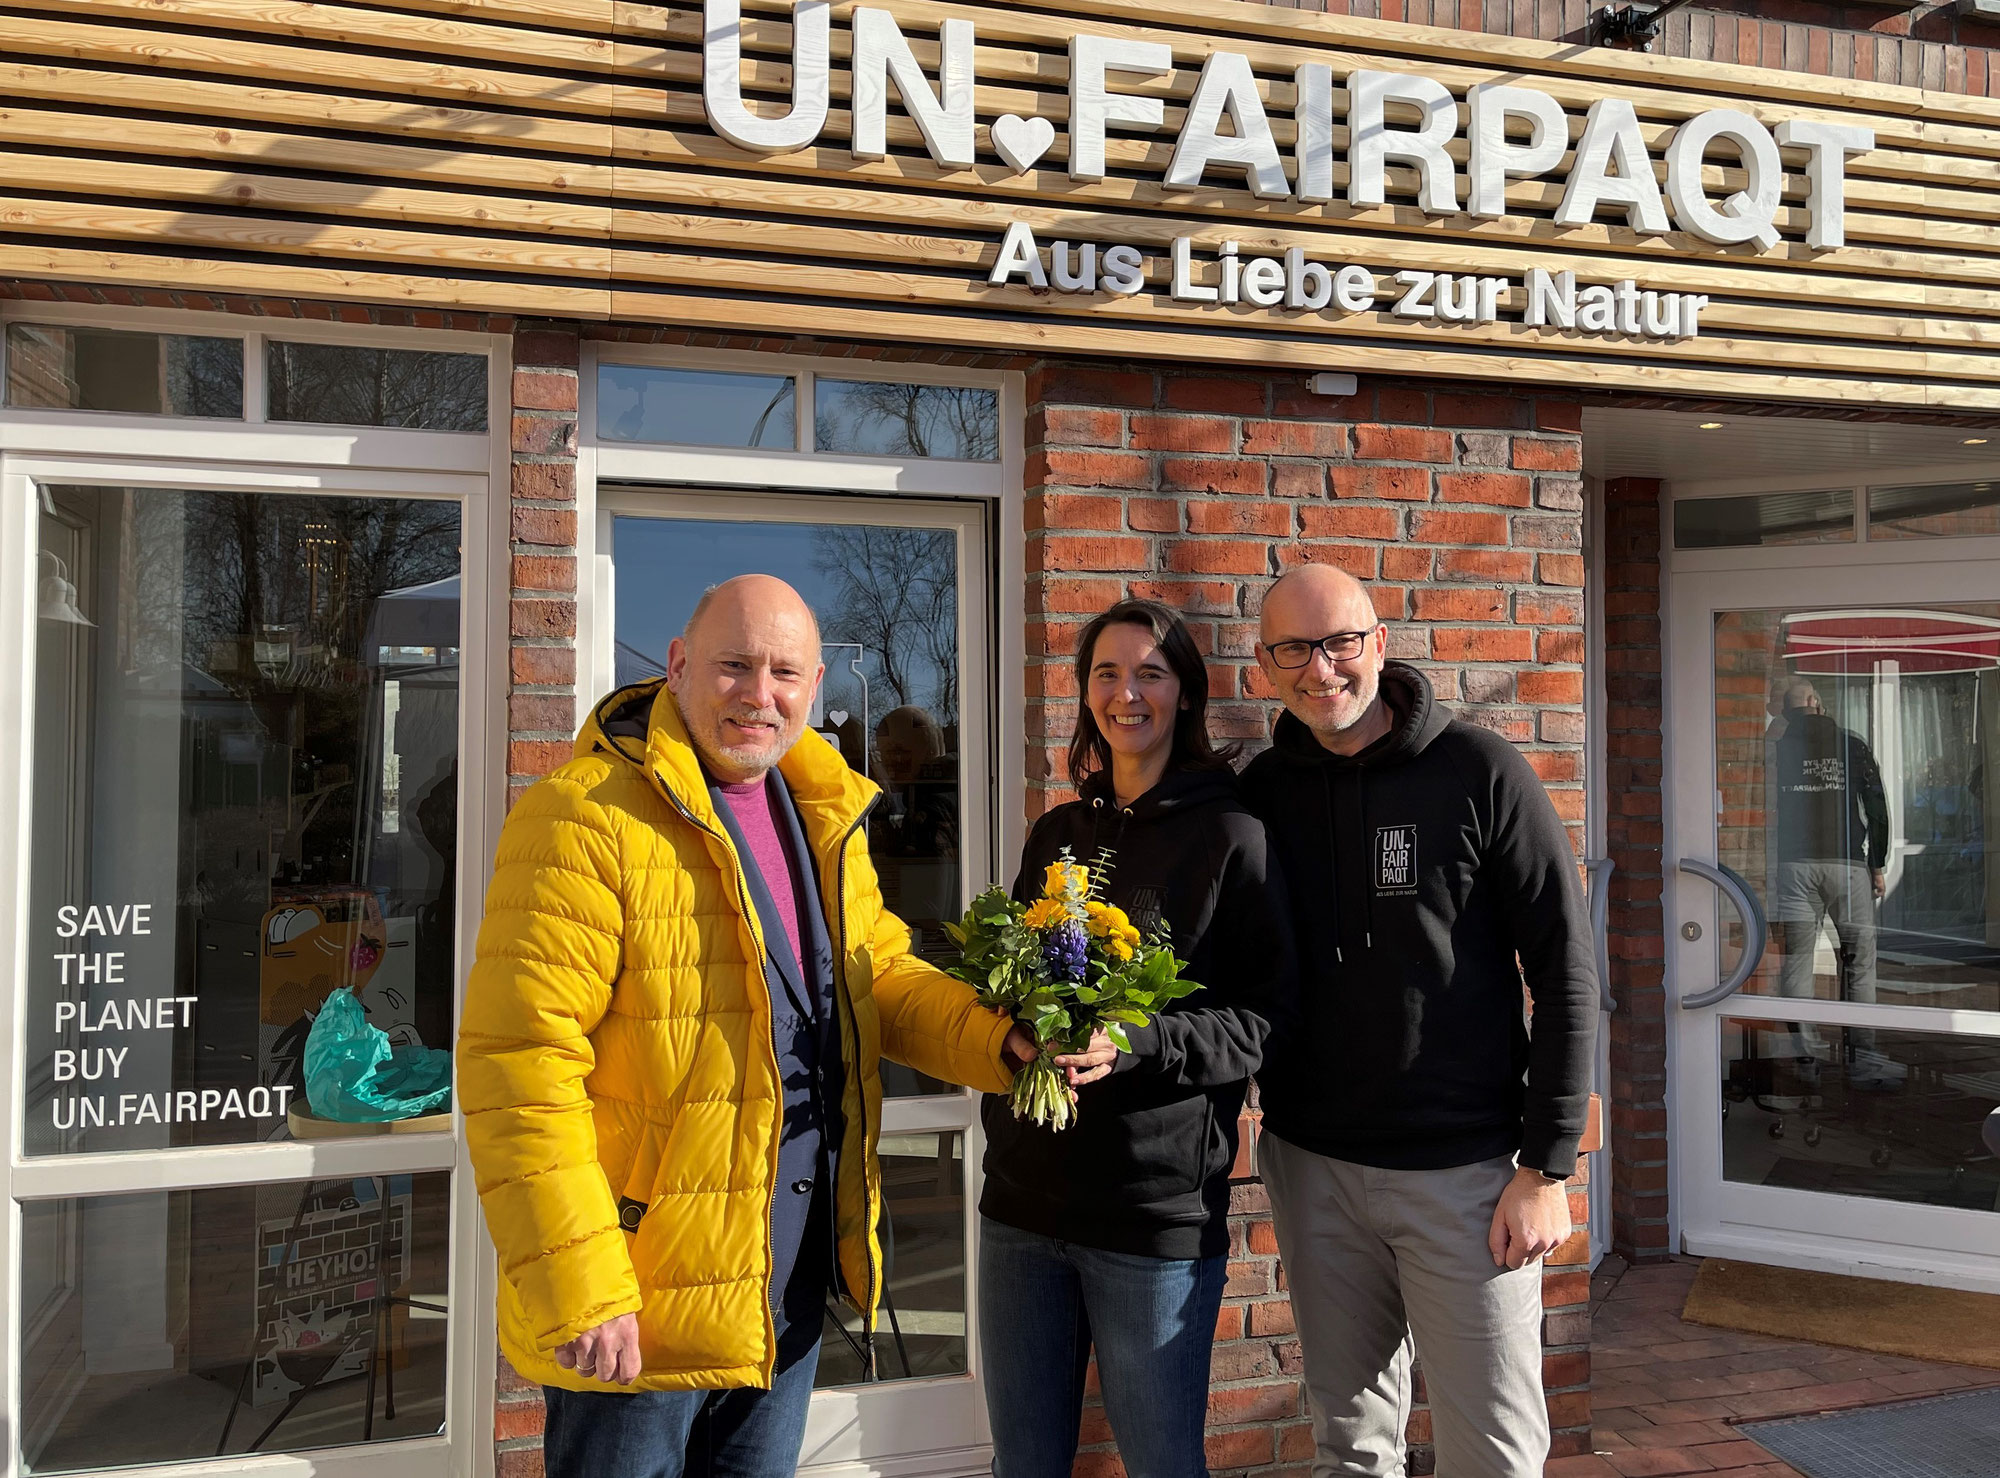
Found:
[27,487,462,1157]
[814,380,999,461]
[266,342,486,432]
[1868,480,2000,541]
[4,324,242,418]
[1673,488,1855,549]
[1720,1022,2000,1213]
[597,364,796,448]
[18,1172,451,1471]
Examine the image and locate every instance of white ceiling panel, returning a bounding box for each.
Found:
[1582,409,2000,489]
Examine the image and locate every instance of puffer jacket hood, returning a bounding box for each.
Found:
[461,680,1015,1393]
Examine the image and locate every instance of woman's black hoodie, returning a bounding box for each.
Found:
[978,768,1297,1260]
[1240,662,1597,1178]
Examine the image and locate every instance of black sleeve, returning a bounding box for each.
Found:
[1485,744,1599,1178]
[1856,738,1891,870]
[1115,823,1299,1090]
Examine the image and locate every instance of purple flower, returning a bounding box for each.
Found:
[1041,921,1089,983]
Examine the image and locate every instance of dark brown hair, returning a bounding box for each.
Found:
[1065,599,1239,786]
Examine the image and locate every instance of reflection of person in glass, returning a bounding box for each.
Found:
[1773,678,1894,1072]
[459,576,1036,1478]
[978,599,1296,1478]
[869,705,959,956]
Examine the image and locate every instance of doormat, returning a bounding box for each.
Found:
[1683,1260,2000,1371]
[1739,1387,2000,1478]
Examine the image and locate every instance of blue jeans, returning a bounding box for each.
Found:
[978,1218,1225,1478]
[541,1342,820,1478]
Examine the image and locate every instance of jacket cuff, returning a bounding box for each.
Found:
[970,1007,1018,1094]
[1518,1126,1581,1180]
[1110,1019,1159,1074]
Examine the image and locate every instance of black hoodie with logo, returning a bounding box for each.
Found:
[1240,663,1597,1178]
[978,768,1298,1259]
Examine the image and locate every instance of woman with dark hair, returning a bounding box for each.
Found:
[978,599,1296,1478]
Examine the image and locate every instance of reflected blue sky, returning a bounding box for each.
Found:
[612,518,960,745]
[598,366,795,448]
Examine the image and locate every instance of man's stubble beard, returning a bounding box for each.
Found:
[1295,664,1382,741]
[670,675,791,782]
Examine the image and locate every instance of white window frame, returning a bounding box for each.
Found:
[580,343,1025,1478]
[1665,461,2000,578]
[0,302,510,1478]
[1660,461,2000,1290]
[1582,475,1612,1270]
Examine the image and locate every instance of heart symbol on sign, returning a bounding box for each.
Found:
[827,710,850,727]
[990,115,1056,175]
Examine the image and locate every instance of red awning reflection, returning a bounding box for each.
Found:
[1783,608,2000,675]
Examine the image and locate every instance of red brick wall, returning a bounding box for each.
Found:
[1602,479,1670,1265]
[1023,364,1588,840]
[1025,363,1596,1474]
[507,321,583,814]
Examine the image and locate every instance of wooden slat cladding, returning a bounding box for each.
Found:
[1,0,1998,406]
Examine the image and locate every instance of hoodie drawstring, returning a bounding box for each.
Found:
[1322,771,1344,965]
[1088,794,1134,868]
[1357,770,1374,952]
[1324,767,1375,959]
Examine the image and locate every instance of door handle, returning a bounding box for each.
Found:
[1584,858,1616,1013]
[1677,858,1768,1010]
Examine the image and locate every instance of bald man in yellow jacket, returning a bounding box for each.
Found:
[460,575,1033,1478]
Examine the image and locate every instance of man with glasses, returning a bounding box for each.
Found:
[1240,564,1598,1478]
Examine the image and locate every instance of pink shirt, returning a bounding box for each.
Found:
[718,777,807,968]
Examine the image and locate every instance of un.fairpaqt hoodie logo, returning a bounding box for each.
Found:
[1375,825,1419,896]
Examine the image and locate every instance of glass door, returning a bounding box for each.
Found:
[1670,559,2000,1288]
[2,472,481,1478]
[600,487,997,1470]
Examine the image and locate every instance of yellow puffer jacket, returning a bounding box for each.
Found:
[459,680,1014,1393]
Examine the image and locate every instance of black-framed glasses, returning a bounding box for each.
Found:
[1264,630,1375,669]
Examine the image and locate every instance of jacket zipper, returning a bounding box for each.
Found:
[658,785,788,1384]
[830,797,881,1380]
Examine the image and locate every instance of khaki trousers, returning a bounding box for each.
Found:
[1261,1133,1550,1478]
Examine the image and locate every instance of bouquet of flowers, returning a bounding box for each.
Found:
[943,849,1201,1131]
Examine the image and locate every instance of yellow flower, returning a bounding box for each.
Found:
[1084,902,1132,939]
[1043,860,1090,902]
[1105,935,1136,963]
[1022,898,1069,930]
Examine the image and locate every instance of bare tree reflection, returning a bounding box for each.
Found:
[267,343,486,431]
[810,526,958,724]
[815,382,998,461]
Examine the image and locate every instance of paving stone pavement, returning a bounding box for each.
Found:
[1546,1256,2000,1478]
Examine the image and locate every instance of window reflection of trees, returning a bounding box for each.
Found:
[168,495,460,694]
[130,492,460,911]
[267,343,486,431]
[810,526,958,725]
[815,382,998,461]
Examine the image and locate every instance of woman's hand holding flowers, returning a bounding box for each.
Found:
[1053,1027,1120,1087]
